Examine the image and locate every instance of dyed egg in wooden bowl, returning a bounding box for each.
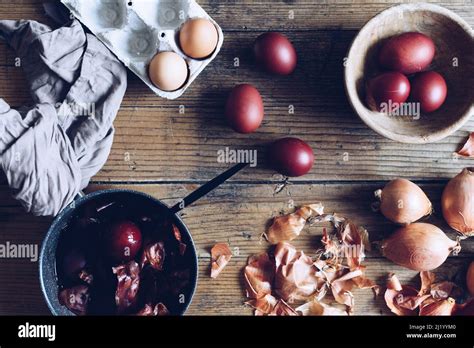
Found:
[344,3,474,144]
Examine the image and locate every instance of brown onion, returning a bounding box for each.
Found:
[375,179,432,225]
[467,261,474,296]
[441,168,474,236]
[381,223,460,271]
[454,298,474,316]
[419,298,456,316]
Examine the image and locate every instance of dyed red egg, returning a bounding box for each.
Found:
[225,84,264,134]
[254,32,297,75]
[104,221,142,263]
[379,32,435,74]
[410,71,447,113]
[268,137,314,177]
[367,72,411,112]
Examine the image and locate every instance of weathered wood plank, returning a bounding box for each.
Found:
[2,181,473,258]
[1,31,472,182]
[0,0,472,31]
[0,183,472,315]
[0,0,472,317]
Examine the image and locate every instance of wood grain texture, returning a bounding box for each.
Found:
[1,32,472,181]
[0,183,472,315]
[0,0,472,31]
[0,0,472,316]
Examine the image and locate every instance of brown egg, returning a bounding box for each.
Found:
[148,51,188,91]
[179,18,218,59]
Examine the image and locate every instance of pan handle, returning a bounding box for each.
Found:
[170,162,248,214]
[75,191,85,200]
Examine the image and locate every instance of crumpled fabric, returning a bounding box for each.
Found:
[0,19,127,216]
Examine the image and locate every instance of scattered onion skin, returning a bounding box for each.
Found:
[454,298,474,316]
[375,179,432,225]
[457,133,474,158]
[381,223,460,271]
[467,262,474,296]
[419,298,456,316]
[441,168,474,236]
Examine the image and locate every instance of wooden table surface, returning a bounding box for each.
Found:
[0,0,473,316]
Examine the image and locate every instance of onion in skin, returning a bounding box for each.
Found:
[375,179,432,225]
[441,168,474,236]
[454,298,474,316]
[381,223,460,271]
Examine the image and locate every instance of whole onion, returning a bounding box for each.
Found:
[381,223,460,271]
[441,168,474,236]
[375,179,432,225]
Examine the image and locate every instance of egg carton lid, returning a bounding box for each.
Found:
[60,0,224,100]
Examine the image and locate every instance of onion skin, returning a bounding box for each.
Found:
[419,298,456,316]
[454,299,474,316]
[467,262,474,296]
[381,223,460,271]
[441,168,474,236]
[376,179,432,225]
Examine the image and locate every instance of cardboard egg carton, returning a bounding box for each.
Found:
[61,0,224,99]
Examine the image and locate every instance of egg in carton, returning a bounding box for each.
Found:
[61,0,224,99]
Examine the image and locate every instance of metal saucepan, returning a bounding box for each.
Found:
[39,163,247,315]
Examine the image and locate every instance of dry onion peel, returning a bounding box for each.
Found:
[385,271,464,316]
[441,168,474,236]
[243,253,274,299]
[381,223,460,271]
[384,273,429,316]
[456,132,474,157]
[375,179,432,225]
[269,299,299,316]
[454,298,474,316]
[274,242,324,302]
[210,243,232,279]
[419,298,456,316]
[245,293,278,315]
[296,298,348,316]
[265,203,324,244]
[243,203,377,316]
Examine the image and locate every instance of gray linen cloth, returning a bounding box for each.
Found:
[0,19,127,216]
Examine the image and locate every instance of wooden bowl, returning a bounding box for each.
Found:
[345,3,474,143]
